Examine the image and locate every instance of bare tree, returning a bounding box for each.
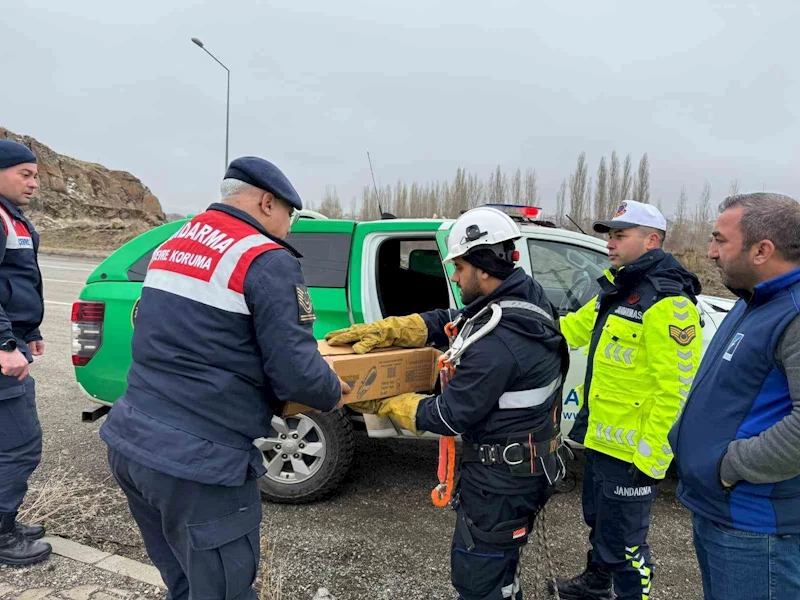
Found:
[556,179,567,227]
[585,177,593,220]
[568,152,589,229]
[595,157,609,223]
[360,186,379,221]
[621,154,633,200]
[608,151,621,219]
[523,168,538,206]
[729,178,741,196]
[488,166,507,204]
[349,196,358,220]
[467,172,484,209]
[512,168,522,205]
[692,180,712,247]
[425,183,441,218]
[671,185,689,248]
[319,186,344,218]
[377,184,393,216]
[632,153,650,204]
[447,168,469,217]
[409,183,423,218]
[395,181,408,218]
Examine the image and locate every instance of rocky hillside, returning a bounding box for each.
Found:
[1,127,165,251]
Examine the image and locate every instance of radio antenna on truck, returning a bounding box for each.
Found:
[367,151,396,219]
[565,214,587,235]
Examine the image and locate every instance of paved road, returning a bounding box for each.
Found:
[14,254,705,599]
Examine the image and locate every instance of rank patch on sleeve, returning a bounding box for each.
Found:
[669,325,696,346]
[296,285,316,323]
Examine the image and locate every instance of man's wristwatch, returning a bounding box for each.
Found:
[1,339,17,352]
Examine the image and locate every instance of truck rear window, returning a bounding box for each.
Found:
[286,232,352,288]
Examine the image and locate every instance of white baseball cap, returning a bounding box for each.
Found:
[593,199,667,233]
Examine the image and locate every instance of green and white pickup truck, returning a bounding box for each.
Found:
[71,206,734,503]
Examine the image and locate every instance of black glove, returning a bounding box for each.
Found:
[628,464,660,488]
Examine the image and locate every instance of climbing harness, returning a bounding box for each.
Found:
[430,304,503,508]
[427,300,572,597]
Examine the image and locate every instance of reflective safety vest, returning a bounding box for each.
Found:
[561,258,703,478]
[144,210,283,314]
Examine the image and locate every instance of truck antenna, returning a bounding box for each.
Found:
[565,214,588,235]
[367,151,395,219]
[367,151,381,214]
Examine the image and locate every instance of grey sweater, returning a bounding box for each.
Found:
[720,315,800,485]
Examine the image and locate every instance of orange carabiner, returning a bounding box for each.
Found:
[431,435,456,507]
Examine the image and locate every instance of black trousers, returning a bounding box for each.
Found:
[451,477,552,599]
[583,449,657,600]
[108,447,262,600]
[0,378,41,514]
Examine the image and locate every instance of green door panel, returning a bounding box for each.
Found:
[435,225,463,309]
[309,288,351,338]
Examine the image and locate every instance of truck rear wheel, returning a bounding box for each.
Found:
[254,409,355,504]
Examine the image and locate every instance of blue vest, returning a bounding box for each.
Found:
[670,267,800,534]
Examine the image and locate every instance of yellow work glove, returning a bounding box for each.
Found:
[349,393,427,434]
[325,314,428,354]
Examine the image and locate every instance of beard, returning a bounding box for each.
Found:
[717,253,756,290]
[459,277,484,305]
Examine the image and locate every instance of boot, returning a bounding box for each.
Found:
[0,512,51,566]
[16,521,45,540]
[548,551,614,600]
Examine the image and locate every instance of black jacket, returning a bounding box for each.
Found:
[0,195,43,395]
[416,268,567,493]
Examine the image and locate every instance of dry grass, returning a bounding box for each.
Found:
[257,520,284,600]
[18,463,141,554]
[671,249,733,298]
[18,465,120,535]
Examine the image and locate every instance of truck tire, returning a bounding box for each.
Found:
[255,409,355,504]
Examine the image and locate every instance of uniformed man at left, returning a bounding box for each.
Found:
[0,139,52,566]
[100,156,349,599]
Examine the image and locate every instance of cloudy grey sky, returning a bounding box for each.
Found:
[2,1,797,216]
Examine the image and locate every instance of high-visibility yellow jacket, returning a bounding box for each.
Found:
[561,250,703,478]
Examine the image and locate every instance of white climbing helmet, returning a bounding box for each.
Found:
[444,206,522,263]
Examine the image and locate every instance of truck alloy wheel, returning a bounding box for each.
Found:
[254,409,355,504]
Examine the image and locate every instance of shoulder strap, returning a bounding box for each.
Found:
[496,299,555,322]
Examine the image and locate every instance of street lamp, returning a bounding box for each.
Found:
[191,37,230,170]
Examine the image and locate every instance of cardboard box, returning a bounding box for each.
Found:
[283,341,442,416]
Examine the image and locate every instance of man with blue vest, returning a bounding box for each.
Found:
[100,157,349,599]
[670,192,800,599]
[0,139,51,566]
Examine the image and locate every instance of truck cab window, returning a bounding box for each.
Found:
[377,239,450,317]
[527,240,608,314]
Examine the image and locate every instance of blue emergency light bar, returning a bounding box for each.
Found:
[484,204,543,221]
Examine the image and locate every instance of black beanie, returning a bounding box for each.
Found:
[462,247,515,280]
[0,140,37,169]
